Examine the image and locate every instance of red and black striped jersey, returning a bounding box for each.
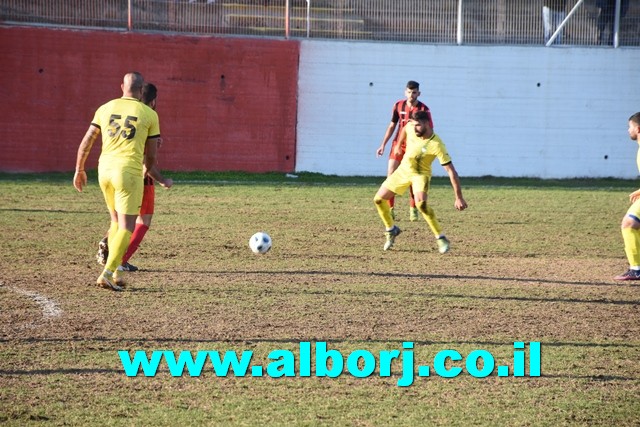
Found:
[391,100,433,140]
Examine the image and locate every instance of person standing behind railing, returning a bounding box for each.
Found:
[542,0,567,45]
[596,0,630,45]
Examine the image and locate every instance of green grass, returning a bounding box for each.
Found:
[0,172,639,426]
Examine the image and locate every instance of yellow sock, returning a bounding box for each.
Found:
[105,228,132,273]
[622,227,640,267]
[374,195,394,229]
[107,221,118,249]
[417,202,443,237]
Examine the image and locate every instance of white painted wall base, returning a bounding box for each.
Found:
[296,40,640,178]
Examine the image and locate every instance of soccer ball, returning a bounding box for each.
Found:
[249,232,272,254]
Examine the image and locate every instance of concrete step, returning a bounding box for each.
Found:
[226,14,365,32]
[216,0,345,8]
[220,2,355,14]
[241,25,373,39]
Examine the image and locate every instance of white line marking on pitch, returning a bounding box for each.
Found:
[1,282,63,319]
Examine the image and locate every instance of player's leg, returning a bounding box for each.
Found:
[387,140,403,216]
[374,185,396,229]
[107,212,137,286]
[98,174,119,253]
[96,214,117,266]
[387,158,400,213]
[375,171,409,250]
[409,186,419,221]
[121,183,154,271]
[96,170,123,290]
[412,178,449,254]
[392,147,418,219]
[121,215,150,270]
[615,206,640,280]
[102,171,143,288]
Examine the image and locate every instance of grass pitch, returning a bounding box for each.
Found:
[0,172,639,426]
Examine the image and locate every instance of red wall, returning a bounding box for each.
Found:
[0,26,299,173]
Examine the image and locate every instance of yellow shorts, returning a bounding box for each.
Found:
[98,167,143,216]
[627,199,640,222]
[382,167,431,196]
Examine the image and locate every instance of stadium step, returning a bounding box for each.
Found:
[219,1,366,38]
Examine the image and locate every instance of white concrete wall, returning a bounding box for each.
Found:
[296,40,640,178]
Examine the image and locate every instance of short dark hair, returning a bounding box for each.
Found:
[412,110,430,122]
[141,83,157,105]
[406,80,420,90]
[630,112,640,126]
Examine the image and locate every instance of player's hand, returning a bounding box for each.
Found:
[630,189,640,203]
[73,170,87,192]
[160,178,173,189]
[376,146,385,157]
[455,197,467,211]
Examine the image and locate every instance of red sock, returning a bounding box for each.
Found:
[122,224,149,264]
[409,187,416,208]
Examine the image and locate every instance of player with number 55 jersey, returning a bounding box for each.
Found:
[73,72,160,291]
[94,92,160,175]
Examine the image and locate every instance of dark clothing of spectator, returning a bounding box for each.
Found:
[596,0,630,45]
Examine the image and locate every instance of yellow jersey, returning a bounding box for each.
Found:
[399,122,451,176]
[91,97,160,173]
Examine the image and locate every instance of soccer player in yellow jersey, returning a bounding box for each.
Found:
[376,80,433,222]
[615,112,640,280]
[73,72,160,291]
[373,110,467,252]
[96,82,173,272]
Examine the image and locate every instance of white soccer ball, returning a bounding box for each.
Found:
[249,232,272,254]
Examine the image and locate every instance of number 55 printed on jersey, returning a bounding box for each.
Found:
[107,114,138,140]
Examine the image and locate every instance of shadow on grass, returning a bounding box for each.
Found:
[0,368,635,382]
[138,269,625,288]
[0,368,119,375]
[0,208,97,214]
[3,337,638,348]
[127,269,638,306]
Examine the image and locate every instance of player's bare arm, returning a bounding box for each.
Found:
[630,189,640,203]
[73,125,100,192]
[143,137,172,188]
[143,136,159,176]
[376,121,397,157]
[391,127,407,159]
[443,162,467,211]
[147,165,173,189]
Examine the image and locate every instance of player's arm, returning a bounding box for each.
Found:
[391,126,407,159]
[143,136,158,177]
[73,125,100,192]
[376,121,398,157]
[630,189,640,203]
[145,137,172,188]
[147,166,173,189]
[442,162,467,211]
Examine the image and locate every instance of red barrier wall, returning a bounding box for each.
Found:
[0,26,299,173]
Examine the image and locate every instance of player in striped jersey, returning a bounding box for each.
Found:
[377,80,433,222]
